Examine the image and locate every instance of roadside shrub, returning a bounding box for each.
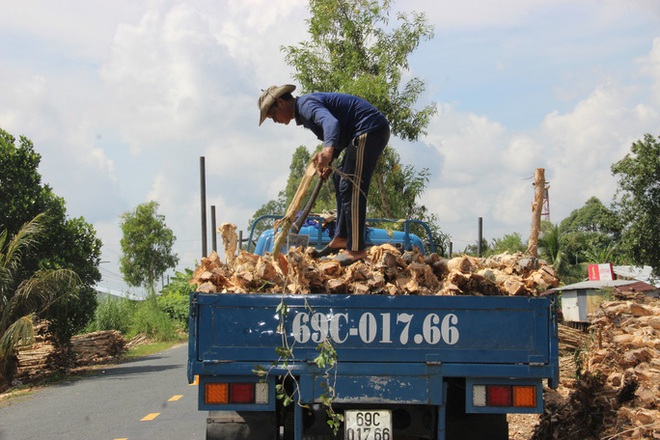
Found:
[129,299,176,342]
[157,293,189,330]
[90,296,135,334]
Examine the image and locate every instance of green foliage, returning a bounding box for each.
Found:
[368,147,430,219]
[89,295,136,334]
[0,215,80,383]
[88,295,175,341]
[157,269,192,330]
[462,238,490,257]
[559,197,625,266]
[119,201,179,294]
[538,221,595,285]
[538,221,564,267]
[0,127,101,345]
[489,233,527,255]
[157,293,189,331]
[611,133,660,273]
[129,298,176,342]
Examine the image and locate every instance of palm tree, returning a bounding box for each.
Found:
[0,214,80,386]
[538,221,586,284]
[538,221,563,268]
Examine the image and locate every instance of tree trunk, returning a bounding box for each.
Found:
[527,168,545,258]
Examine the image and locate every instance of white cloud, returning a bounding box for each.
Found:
[2,0,660,293]
[639,37,660,104]
[540,83,656,216]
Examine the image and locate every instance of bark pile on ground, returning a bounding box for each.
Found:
[70,330,126,365]
[16,328,126,382]
[191,242,560,296]
[534,292,660,440]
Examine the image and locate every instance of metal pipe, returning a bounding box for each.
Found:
[478,217,483,257]
[211,205,217,252]
[200,156,207,258]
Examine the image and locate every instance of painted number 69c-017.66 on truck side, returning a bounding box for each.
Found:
[290,311,460,346]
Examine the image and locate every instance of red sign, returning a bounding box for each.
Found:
[588,263,615,281]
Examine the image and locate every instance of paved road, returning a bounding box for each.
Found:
[0,343,207,440]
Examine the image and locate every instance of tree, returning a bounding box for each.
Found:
[159,268,195,330]
[0,214,80,385]
[538,221,584,284]
[119,201,179,295]
[489,233,527,255]
[559,196,624,265]
[0,128,101,344]
[611,133,660,273]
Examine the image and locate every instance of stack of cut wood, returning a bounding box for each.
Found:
[534,292,660,439]
[191,229,560,296]
[15,333,57,381]
[558,323,589,354]
[15,329,126,381]
[70,330,126,366]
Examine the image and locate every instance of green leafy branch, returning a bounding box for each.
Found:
[252,295,343,435]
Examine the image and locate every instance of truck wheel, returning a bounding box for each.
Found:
[206,411,277,440]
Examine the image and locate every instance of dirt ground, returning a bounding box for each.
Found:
[508,413,541,440]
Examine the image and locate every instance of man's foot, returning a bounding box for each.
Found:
[311,237,348,259]
[334,250,367,266]
[311,245,343,259]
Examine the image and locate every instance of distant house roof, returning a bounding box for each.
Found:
[546,279,658,294]
[613,265,659,287]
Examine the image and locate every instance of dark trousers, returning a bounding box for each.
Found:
[333,125,390,252]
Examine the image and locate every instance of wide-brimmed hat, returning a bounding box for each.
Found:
[258,84,296,125]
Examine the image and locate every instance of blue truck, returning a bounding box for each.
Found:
[188,217,559,440]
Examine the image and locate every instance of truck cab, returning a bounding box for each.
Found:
[248,214,433,256]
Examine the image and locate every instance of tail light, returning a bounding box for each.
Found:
[204,382,269,405]
[473,384,536,408]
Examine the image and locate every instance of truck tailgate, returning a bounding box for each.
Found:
[190,293,556,366]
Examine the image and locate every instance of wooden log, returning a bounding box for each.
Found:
[272,161,318,261]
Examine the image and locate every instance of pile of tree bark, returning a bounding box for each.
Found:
[15,329,57,381]
[534,292,660,439]
[15,327,126,382]
[191,231,560,295]
[70,330,126,365]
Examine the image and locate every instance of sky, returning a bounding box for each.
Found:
[1,0,659,297]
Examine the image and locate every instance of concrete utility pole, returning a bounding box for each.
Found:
[527,168,545,258]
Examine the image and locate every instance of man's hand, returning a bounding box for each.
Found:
[312,146,334,180]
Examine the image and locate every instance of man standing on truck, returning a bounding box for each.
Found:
[258,84,390,266]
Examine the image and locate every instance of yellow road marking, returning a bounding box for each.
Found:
[141,412,161,421]
[114,438,128,440]
[168,394,183,402]
[190,375,199,385]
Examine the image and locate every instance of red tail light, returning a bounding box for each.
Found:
[230,383,255,403]
[487,385,512,407]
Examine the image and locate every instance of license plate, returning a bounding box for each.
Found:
[344,410,392,440]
